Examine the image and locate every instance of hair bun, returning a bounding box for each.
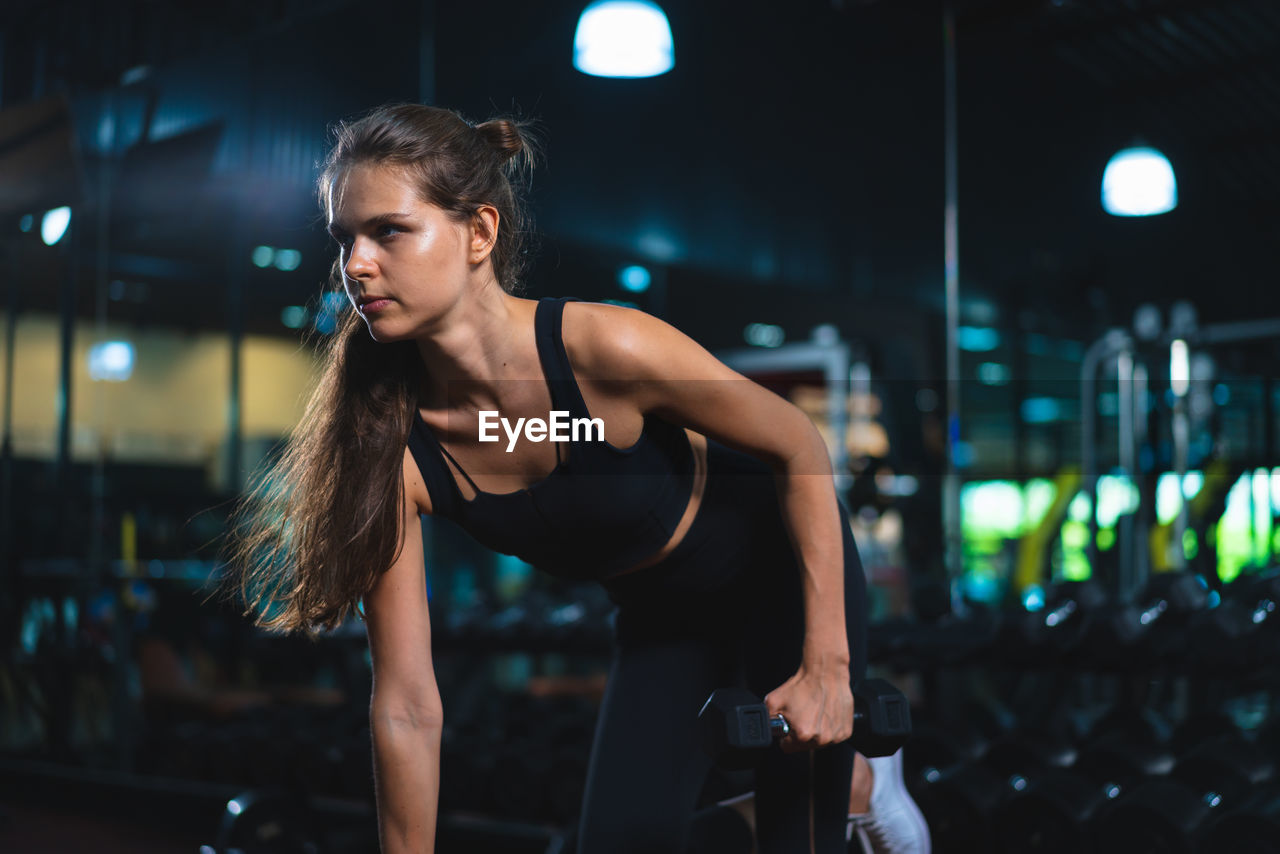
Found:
[475,119,524,163]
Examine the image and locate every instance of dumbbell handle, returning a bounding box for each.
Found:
[769,705,876,742]
[701,679,910,766]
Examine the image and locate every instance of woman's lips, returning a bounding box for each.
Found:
[360,298,393,313]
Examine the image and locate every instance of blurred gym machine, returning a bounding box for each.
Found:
[715,324,859,495]
[1080,300,1280,600]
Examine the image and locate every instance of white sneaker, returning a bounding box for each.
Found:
[848,749,931,854]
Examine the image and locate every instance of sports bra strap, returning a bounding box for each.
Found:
[434,441,484,494]
[535,297,593,421]
[409,296,588,511]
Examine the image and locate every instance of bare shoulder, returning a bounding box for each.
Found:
[558,300,810,465]
[560,299,680,380]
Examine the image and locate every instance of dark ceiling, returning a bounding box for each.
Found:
[0,0,1277,361]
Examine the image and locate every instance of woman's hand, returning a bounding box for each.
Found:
[763,659,854,753]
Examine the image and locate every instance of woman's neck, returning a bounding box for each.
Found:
[413,289,529,412]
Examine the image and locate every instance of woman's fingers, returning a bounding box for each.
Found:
[774,710,830,752]
[767,675,855,751]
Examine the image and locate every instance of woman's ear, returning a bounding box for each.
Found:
[469,205,500,264]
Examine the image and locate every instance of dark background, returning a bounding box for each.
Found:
[6,0,1279,338]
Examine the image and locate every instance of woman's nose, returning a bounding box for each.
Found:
[344,238,376,279]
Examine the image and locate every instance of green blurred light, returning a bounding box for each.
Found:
[1156,471,1204,525]
[1254,469,1272,565]
[1061,520,1091,580]
[1096,475,1139,528]
[1068,493,1092,524]
[1217,527,1242,584]
[1216,473,1260,581]
[1097,528,1116,551]
[1022,479,1056,533]
[1183,528,1198,561]
[961,480,1024,539]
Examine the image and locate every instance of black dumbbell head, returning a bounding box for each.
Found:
[699,688,775,770]
[853,678,913,757]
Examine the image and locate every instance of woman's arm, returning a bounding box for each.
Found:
[364,448,443,853]
[565,302,854,748]
[765,431,855,750]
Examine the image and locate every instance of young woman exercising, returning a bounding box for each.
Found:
[225,103,928,854]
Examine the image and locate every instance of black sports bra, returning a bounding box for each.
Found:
[406,297,697,580]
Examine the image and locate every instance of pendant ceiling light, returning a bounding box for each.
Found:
[1102,146,1177,217]
[573,1,674,78]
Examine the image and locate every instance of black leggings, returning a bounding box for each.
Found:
[578,439,869,854]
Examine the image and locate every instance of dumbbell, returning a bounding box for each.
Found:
[1082,571,1210,671]
[991,768,1121,854]
[908,717,1077,853]
[1009,725,1255,854]
[976,726,1107,853]
[1186,569,1280,675]
[899,716,1003,853]
[1003,579,1106,665]
[1091,733,1274,853]
[1198,783,1280,853]
[698,678,911,770]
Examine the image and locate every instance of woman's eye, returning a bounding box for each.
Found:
[378,224,401,238]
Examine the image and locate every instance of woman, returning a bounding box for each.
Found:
[224,103,928,853]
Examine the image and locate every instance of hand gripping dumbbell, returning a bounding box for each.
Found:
[698,678,912,770]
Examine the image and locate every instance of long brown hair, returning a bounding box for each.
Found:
[218,103,539,636]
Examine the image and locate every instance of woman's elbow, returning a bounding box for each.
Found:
[372,697,445,731]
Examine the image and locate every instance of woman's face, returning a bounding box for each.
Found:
[326,163,475,341]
